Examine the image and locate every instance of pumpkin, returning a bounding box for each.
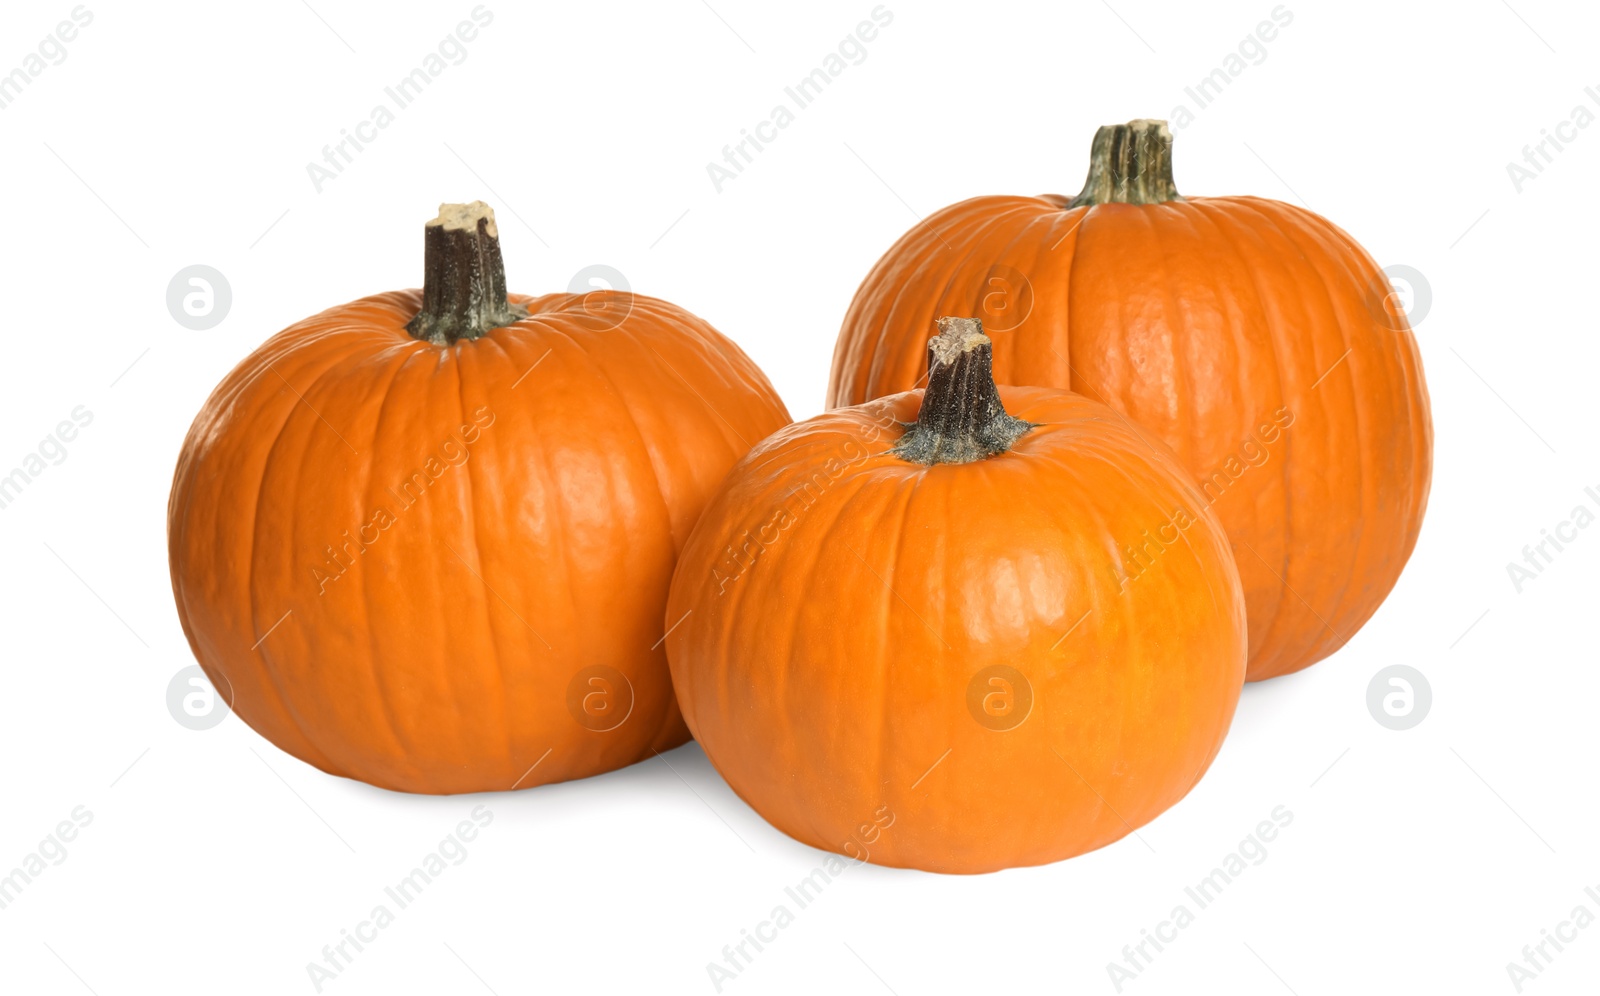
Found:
[667,317,1246,873]
[168,202,790,794]
[828,120,1432,680]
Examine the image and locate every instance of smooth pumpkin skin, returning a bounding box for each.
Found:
[169,289,789,794]
[666,386,1246,873]
[828,195,1433,680]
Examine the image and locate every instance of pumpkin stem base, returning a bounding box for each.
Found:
[406,201,529,346]
[891,318,1034,465]
[1069,119,1182,207]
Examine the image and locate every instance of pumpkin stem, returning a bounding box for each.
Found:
[890,317,1035,465]
[406,201,530,345]
[1068,119,1182,207]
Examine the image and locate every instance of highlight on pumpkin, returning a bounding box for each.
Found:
[827,118,1431,682]
[168,200,790,795]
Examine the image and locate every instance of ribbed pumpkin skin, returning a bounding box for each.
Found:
[829,195,1432,680]
[169,290,789,794]
[666,387,1246,873]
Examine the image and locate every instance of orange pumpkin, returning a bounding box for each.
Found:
[668,317,1246,873]
[168,202,789,794]
[829,120,1432,680]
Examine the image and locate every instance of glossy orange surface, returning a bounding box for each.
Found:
[666,386,1246,873]
[169,290,789,793]
[829,195,1432,679]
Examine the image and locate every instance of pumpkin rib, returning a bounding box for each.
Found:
[1020,205,1082,383]
[244,338,372,775]
[536,330,618,762]
[979,205,1054,387]
[1286,200,1391,662]
[537,302,756,752]
[1244,200,1369,664]
[562,319,704,749]
[1262,202,1354,659]
[1067,209,1121,407]
[348,341,458,781]
[875,203,987,396]
[643,317,767,467]
[720,429,896,851]
[1215,199,1333,668]
[878,462,936,826]
[173,429,332,767]
[1039,203,1088,384]
[395,340,482,773]
[1068,442,1173,833]
[1228,200,1343,667]
[595,301,757,464]
[1148,203,1201,461]
[350,338,434,773]
[995,439,1129,847]
[860,204,977,398]
[892,200,1039,397]
[540,310,696,767]
[1156,487,1246,798]
[1019,405,1244,823]
[468,315,575,770]
[814,462,916,844]
[868,204,954,396]
[1273,204,1414,666]
[537,325,606,749]
[775,426,889,743]
[1184,199,1296,655]
[235,336,357,774]
[1055,418,1219,831]
[451,339,517,768]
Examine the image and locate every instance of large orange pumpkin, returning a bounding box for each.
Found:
[668,317,1246,873]
[829,120,1432,680]
[169,202,789,793]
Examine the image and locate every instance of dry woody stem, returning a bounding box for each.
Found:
[890,317,1034,465]
[407,201,529,345]
[1069,119,1182,207]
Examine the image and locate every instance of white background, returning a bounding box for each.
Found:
[1,0,1597,993]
